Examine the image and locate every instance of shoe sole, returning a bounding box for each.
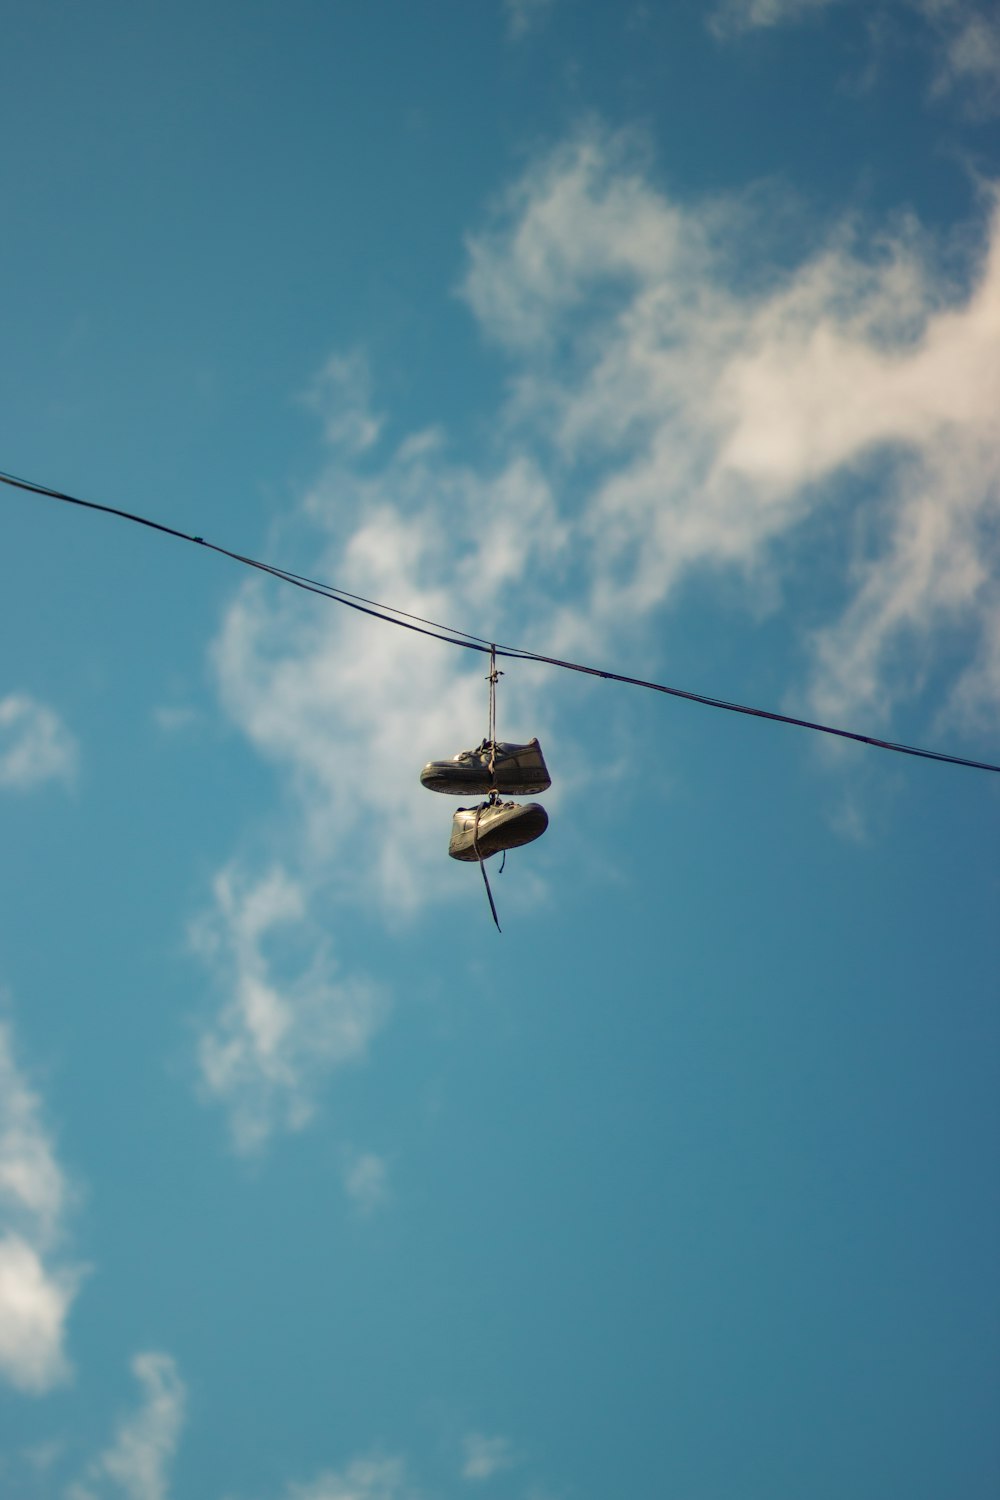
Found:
[422,767,552,796]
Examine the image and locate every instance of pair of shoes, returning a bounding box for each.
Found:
[420,738,551,865]
[419,738,551,796]
[447,799,549,863]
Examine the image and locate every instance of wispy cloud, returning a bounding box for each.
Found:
[0,1236,78,1395]
[252,1443,539,1500]
[151,705,198,733]
[0,1014,81,1394]
[709,0,1000,113]
[284,1455,412,1500]
[210,429,565,914]
[504,0,557,41]
[192,863,387,1152]
[0,694,77,792]
[709,0,840,38]
[198,126,1000,1139]
[925,0,1000,110]
[461,1432,515,1481]
[215,131,1000,818]
[461,129,1000,731]
[300,349,384,455]
[67,1351,186,1500]
[341,1149,390,1216]
[205,128,1000,897]
[191,414,565,1154]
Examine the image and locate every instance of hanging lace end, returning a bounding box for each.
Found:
[479,857,502,933]
[471,800,502,932]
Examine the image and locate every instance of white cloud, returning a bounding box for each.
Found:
[198,131,1000,1149]
[0,1235,77,1395]
[925,1,1000,108]
[198,418,566,1140]
[504,0,556,40]
[710,0,1000,112]
[151,705,198,733]
[205,131,1000,938]
[0,1016,81,1394]
[301,349,384,455]
[0,694,77,791]
[211,433,566,915]
[341,1150,389,1216]
[258,1445,544,1500]
[284,1455,411,1500]
[461,1433,515,1481]
[709,0,840,37]
[0,1029,67,1245]
[68,1352,186,1500]
[192,863,387,1152]
[461,131,1000,731]
[23,1437,65,1473]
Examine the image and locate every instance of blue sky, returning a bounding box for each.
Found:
[1,2,999,1497]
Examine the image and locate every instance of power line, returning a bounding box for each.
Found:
[0,468,491,654]
[3,465,999,777]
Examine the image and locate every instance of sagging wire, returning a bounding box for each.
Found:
[3,465,1000,778]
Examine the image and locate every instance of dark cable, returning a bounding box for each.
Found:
[494,644,1000,772]
[0,469,493,656]
[3,466,998,776]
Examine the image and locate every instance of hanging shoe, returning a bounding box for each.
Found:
[420,738,551,796]
[448,800,548,862]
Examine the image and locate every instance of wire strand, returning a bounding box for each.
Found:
[3,465,999,777]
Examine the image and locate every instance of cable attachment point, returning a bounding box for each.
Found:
[486,644,504,791]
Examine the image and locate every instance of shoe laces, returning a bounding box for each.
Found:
[455,738,495,764]
[471,801,502,934]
